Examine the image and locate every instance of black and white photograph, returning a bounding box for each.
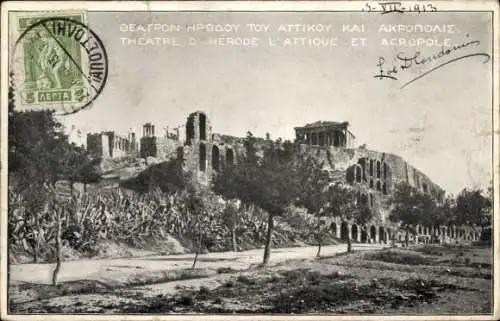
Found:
[1,1,498,319]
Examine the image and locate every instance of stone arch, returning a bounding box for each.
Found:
[331,222,338,238]
[379,226,386,243]
[199,143,206,172]
[212,145,220,170]
[382,182,387,195]
[361,227,368,243]
[369,179,374,188]
[355,166,362,183]
[369,193,374,207]
[352,224,359,242]
[346,166,355,185]
[358,158,366,180]
[360,193,368,206]
[376,160,381,178]
[376,181,381,191]
[370,225,377,242]
[418,225,423,234]
[341,221,349,240]
[383,162,388,179]
[199,113,207,141]
[369,159,374,176]
[226,148,234,166]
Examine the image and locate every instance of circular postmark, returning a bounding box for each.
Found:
[11,16,108,115]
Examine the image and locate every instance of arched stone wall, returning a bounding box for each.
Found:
[212,145,220,170]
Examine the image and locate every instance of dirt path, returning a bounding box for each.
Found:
[9,243,387,313]
[10,243,385,286]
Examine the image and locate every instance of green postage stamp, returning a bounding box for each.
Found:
[11,12,108,114]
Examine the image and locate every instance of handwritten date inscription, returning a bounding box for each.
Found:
[363,2,437,14]
[374,39,490,88]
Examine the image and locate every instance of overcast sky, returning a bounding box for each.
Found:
[51,11,492,195]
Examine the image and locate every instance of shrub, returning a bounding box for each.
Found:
[217,267,236,274]
[365,249,432,265]
[237,274,256,285]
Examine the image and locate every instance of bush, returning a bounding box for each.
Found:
[217,267,236,274]
[237,274,257,285]
[365,249,432,265]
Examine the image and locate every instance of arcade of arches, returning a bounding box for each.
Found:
[329,218,480,244]
[347,157,391,211]
[198,142,236,173]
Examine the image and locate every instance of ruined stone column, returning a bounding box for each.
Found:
[335,222,341,238]
[347,224,352,241]
[375,226,380,243]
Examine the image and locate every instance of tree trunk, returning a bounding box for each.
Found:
[347,235,352,253]
[52,206,63,286]
[33,212,40,263]
[231,226,237,252]
[316,242,322,257]
[405,226,409,248]
[192,251,199,269]
[262,214,274,265]
[316,216,322,257]
[192,232,202,268]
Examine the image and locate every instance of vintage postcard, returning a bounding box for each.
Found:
[1,1,498,320]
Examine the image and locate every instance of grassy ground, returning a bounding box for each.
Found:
[9,244,492,315]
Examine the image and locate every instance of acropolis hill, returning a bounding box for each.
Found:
[85,111,478,243]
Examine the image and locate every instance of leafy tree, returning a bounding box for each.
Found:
[181,184,221,268]
[8,75,88,265]
[323,183,372,253]
[214,133,323,265]
[290,155,331,257]
[222,200,240,252]
[388,182,437,247]
[9,107,88,190]
[426,195,455,242]
[455,188,491,229]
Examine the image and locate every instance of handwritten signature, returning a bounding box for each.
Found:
[374,38,490,88]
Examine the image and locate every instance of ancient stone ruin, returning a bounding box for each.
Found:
[85,111,480,243]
